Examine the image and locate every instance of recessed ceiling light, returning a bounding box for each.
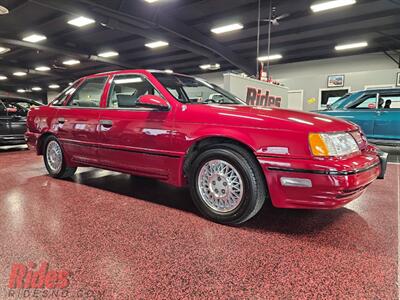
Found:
[98,51,119,58]
[0,5,9,15]
[335,41,368,51]
[0,46,10,54]
[199,63,221,70]
[68,82,73,86]
[68,16,95,27]
[63,59,80,65]
[22,34,47,43]
[49,84,60,89]
[35,66,51,71]
[17,89,26,93]
[13,71,27,77]
[257,54,283,61]
[32,87,42,91]
[211,23,244,34]
[164,69,173,73]
[311,0,356,12]
[0,75,7,80]
[145,41,169,49]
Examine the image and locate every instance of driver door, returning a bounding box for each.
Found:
[97,73,176,179]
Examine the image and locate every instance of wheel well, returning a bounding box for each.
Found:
[183,137,257,177]
[37,132,53,155]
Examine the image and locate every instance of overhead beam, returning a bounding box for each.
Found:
[30,0,255,75]
[0,37,134,69]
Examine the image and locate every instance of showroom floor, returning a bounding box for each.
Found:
[0,146,398,299]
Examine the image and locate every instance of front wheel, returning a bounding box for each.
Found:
[43,136,77,179]
[189,145,267,225]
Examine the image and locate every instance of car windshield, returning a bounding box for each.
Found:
[329,93,351,110]
[152,72,245,105]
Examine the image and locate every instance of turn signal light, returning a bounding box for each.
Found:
[309,133,329,156]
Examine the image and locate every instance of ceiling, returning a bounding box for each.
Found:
[0,0,399,95]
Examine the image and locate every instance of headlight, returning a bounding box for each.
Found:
[309,132,360,157]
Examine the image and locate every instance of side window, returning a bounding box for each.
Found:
[51,81,81,106]
[107,74,162,108]
[350,94,377,109]
[380,94,400,109]
[67,77,107,107]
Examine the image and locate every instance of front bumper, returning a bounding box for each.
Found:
[258,148,386,209]
[0,134,26,146]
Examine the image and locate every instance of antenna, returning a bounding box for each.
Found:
[256,0,261,76]
[266,0,273,80]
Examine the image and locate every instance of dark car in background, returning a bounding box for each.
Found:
[0,96,43,145]
[318,88,400,146]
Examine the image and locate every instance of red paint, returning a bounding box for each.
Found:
[26,70,382,209]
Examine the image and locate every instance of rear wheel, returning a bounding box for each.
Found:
[189,144,267,225]
[43,136,76,179]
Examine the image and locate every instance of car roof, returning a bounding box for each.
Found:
[0,95,37,102]
[85,69,187,78]
[353,88,400,94]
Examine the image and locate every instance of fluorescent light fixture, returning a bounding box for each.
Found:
[17,89,26,93]
[114,78,143,84]
[63,59,80,65]
[335,41,368,51]
[13,71,27,77]
[49,84,60,89]
[35,66,51,71]
[257,54,283,61]
[22,34,47,43]
[164,69,173,73]
[98,51,119,58]
[145,41,169,48]
[0,46,10,54]
[32,87,42,91]
[211,23,244,34]
[68,16,95,27]
[199,63,221,70]
[0,75,7,80]
[144,0,160,3]
[0,5,9,15]
[311,0,356,12]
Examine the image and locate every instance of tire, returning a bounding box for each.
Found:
[189,144,267,225]
[43,136,77,179]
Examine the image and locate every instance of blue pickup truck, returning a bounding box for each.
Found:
[318,88,400,145]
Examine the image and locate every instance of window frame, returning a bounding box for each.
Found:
[346,93,378,110]
[104,73,171,111]
[64,76,109,108]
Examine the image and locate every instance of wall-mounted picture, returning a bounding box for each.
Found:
[396,72,400,87]
[327,75,345,88]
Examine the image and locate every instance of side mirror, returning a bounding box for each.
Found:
[136,95,169,110]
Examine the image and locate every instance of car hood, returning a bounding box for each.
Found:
[179,104,357,133]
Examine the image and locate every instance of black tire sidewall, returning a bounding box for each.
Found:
[190,148,259,225]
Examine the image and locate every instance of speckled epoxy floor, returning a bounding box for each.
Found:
[0,146,398,299]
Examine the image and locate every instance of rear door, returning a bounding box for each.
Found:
[56,76,108,165]
[6,100,29,136]
[0,100,11,138]
[373,91,400,140]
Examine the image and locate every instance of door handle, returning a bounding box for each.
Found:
[58,117,65,124]
[99,120,113,127]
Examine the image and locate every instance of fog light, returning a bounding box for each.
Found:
[280,177,312,187]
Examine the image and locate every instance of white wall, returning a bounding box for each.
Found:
[196,52,400,111]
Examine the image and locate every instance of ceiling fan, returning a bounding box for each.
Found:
[261,12,290,26]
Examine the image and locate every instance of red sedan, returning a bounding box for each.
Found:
[26,70,387,225]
